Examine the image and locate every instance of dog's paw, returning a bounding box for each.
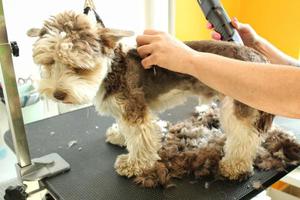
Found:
[105,123,126,147]
[219,159,253,181]
[114,154,148,177]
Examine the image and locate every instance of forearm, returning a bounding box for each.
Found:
[253,36,300,67]
[186,53,300,118]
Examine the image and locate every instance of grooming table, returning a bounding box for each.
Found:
[5,99,299,200]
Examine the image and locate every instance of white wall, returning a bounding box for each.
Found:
[3,0,146,78]
[144,0,169,31]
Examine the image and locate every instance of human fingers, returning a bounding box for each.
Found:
[136,35,157,47]
[231,17,239,29]
[141,54,156,69]
[231,17,252,33]
[206,22,214,30]
[206,22,221,40]
[137,44,153,58]
[143,29,162,35]
[211,31,222,40]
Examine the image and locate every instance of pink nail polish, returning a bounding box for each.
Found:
[213,32,221,40]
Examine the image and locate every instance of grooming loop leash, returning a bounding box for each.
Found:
[83,0,105,27]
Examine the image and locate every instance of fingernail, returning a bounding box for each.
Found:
[231,17,239,29]
[206,23,213,29]
[213,32,221,40]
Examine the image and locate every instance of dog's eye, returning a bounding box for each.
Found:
[74,68,81,74]
[35,57,55,66]
[74,68,87,74]
[44,60,55,65]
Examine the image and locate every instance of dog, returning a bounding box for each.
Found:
[27,11,274,180]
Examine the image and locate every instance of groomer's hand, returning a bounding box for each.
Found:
[208,17,260,48]
[136,29,196,73]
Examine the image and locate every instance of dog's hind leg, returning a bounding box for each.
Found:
[219,97,261,180]
[105,123,126,147]
[114,113,161,177]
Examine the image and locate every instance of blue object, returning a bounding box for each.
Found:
[18,82,40,107]
[0,79,40,107]
[0,146,7,160]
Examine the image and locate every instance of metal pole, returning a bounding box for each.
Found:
[0,0,31,167]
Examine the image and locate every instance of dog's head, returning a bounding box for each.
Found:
[28,11,133,104]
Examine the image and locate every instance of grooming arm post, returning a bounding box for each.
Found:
[0,0,32,168]
[1,3,70,198]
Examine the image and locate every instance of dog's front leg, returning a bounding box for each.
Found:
[114,116,161,177]
[105,122,126,147]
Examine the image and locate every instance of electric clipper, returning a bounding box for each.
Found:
[197,0,244,45]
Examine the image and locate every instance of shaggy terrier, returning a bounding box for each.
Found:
[27,11,274,180]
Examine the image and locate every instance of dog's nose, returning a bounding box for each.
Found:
[53,90,67,101]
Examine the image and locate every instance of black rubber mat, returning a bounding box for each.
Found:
[5,98,298,200]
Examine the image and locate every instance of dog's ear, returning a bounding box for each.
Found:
[27,28,47,37]
[98,28,134,49]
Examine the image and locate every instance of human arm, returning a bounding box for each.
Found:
[188,52,300,118]
[209,18,300,67]
[253,36,300,67]
[136,30,300,118]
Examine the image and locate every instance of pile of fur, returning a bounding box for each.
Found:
[134,104,300,188]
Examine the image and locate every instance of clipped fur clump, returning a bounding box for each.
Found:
[255,128,300,171]
[134,105,300,188]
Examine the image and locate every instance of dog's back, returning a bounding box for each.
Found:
[185,40,268,63]
[128,40,273,131]
[109,40,269,112]
[103,39,274,133]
